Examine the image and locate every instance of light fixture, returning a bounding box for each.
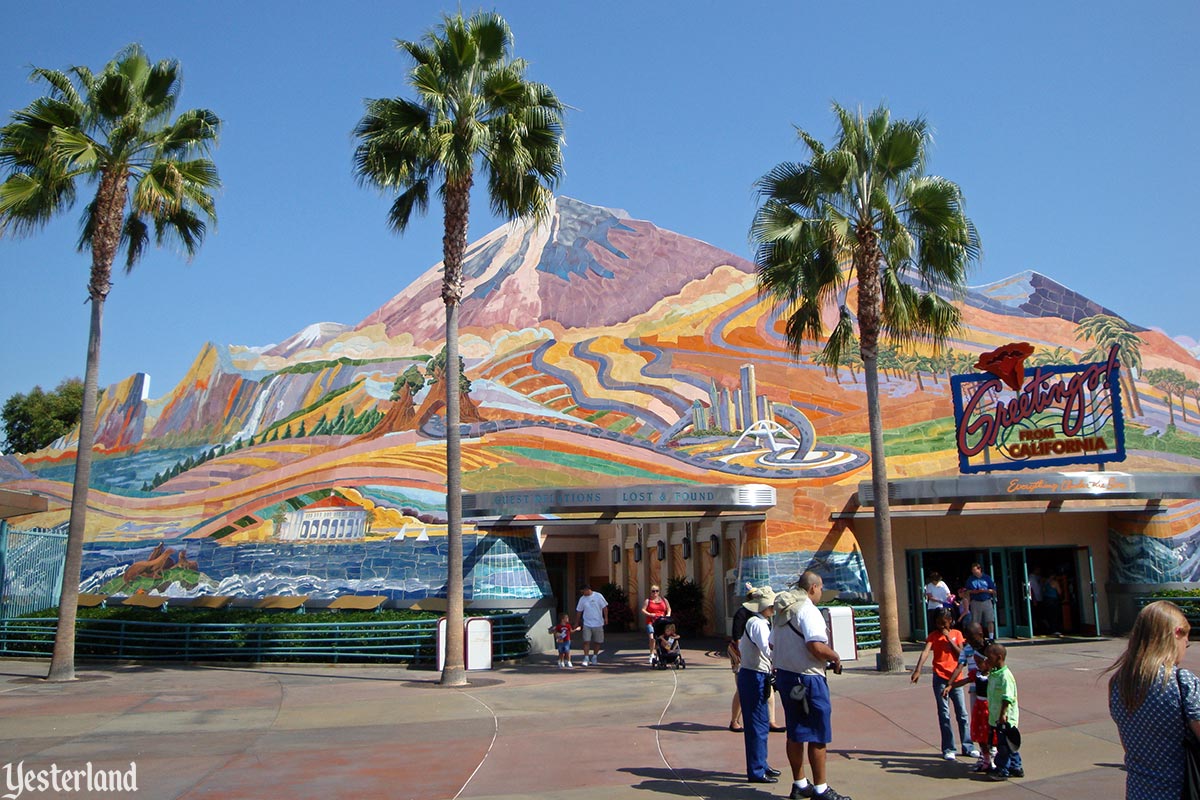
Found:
[709,535,720,557]
[682,536,691,560]
[656,540,666,561]
[633,541,643,562]
[611,545,621,564]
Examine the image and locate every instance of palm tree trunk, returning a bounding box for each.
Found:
[47,297,103,682]
[863,354,904,671]
[47,169,125,682]
[440,177,471,687]
[854,234,904,673]
[1167,392,1176,427]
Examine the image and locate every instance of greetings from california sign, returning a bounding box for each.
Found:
[953,343,1126,473]
[3,196,1200,597]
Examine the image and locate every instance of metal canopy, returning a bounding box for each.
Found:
[0,489,48,520]
[463,483,776,519]
[857,471,1200,506]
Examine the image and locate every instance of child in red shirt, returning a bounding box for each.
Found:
[549,613,580,669]
[911,608,980,760]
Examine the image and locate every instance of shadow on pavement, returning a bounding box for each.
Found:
[619,767,786,798]
[849,749,982,780]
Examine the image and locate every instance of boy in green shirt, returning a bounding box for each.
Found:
[983,643,1024,780]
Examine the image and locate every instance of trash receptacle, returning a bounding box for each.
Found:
[820,606,858,662]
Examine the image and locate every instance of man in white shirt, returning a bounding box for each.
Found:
[771,571,852,800]
[574,584,609,666]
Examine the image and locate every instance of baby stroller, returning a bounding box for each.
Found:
[651,616,686,669]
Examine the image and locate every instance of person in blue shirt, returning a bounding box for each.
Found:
[965,563,997,639]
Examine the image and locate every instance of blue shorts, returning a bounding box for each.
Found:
[776,670,832,743]
[556,642,571,655]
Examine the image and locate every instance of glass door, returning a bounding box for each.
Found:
[1007,548,1033,638]
[909,551,927,641]
[987,548,1010,637]
[1075,546,1101,636]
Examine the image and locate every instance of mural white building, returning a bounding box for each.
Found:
[278,496,367,541]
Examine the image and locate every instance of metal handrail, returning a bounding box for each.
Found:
[0,613,530,664]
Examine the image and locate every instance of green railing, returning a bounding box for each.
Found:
[844,604,881,650]
[1136,595,1200,625]
[0,613,530,664]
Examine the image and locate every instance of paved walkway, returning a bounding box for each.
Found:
[0,634,1133,799]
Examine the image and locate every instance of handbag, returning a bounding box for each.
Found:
[1178,669,1200,800]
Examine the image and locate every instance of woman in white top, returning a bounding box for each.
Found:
[737,586,780,784]
[924,571,951,634]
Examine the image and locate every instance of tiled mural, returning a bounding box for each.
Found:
[3,196,1200,600]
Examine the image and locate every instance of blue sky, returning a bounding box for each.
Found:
[1,1,1197,408]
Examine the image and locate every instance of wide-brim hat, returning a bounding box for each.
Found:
[997,722,1021,752]
[742,586,776,613]
[772,589,808,620]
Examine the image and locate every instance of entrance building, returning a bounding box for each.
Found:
[845,470,1200,640]
[464,483,776,648]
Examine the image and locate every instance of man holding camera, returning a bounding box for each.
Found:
[772,571,852,800]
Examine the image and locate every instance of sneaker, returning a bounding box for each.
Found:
[971,760,989,773]
[566,662,574,669]
[579,658,588,666]
[649,655,656,665]
[592,653,600,663]
[963,746,981,759]
[813,787,852,800]
[557,663,564,669]
[1010,768,1024,778]
[943,751,957,761]
[988,769,1009,781]
[789,784,816,799]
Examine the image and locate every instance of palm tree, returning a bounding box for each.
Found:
[353,11,565,686]
[0,45,220,681]
[752,102,979,671]
[1075,314,1144,417]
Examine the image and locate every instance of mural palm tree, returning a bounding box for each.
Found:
[1145,368,1187,428]
[353,11,565,686]
[752,103,979,671]
[0,45,220,681]
[1028,346,1076,367]
[1075,314,1144,417]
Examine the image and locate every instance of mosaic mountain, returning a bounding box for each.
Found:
[6,196,1200,605]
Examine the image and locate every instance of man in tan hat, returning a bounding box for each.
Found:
[772,571,852,800]
[736,585,781,784]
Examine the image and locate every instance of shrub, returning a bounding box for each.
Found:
[666,577,706,637]
[598,583,636,632]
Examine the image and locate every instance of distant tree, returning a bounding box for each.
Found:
[1179,380,1199,425]
[1,378,85,453]
[296,420,307,438]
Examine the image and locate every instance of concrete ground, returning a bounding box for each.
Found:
[0,633,1134,800]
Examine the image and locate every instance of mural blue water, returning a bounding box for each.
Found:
[80,534,552,602]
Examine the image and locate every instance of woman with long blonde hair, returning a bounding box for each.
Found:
[1105,600,1200,799]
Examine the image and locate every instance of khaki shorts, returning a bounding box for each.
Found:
[582,625,605,643]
